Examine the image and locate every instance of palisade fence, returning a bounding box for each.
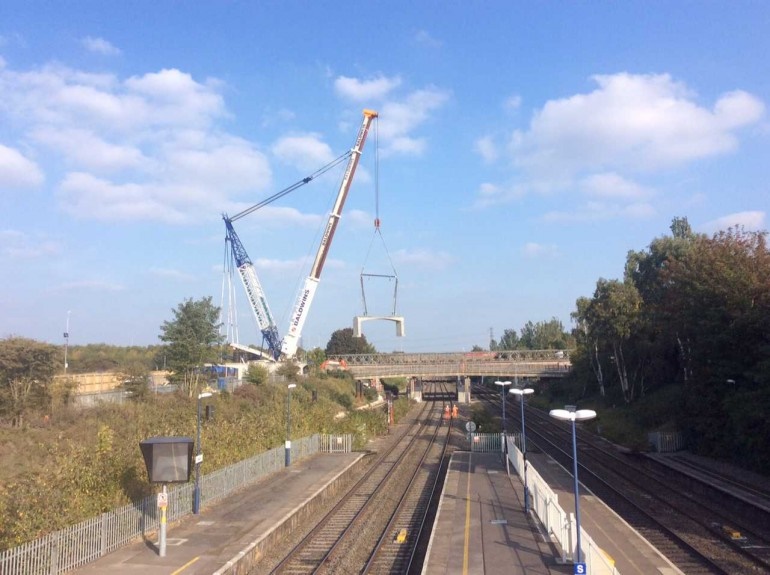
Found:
[468,432,502,452]
[0,433,351,575]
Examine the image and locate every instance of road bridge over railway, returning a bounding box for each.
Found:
[329,350,572,380]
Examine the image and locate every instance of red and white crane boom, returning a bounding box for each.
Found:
[280,109,378,358]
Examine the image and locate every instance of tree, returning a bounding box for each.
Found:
[245,363,269,386]
[572,297,607,397]
[158,297,224,397]
[625,216,703,385]
[496,329,520,350]
[325,328,376,355]
[580,279,642,403]
[305,347,326,371]
[276,360,300,381]
[0,337,58,426]
[519,318,571,349]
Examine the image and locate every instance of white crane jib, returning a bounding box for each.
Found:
[280,109,378,358]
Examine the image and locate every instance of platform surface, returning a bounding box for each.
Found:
[528,449,683,575]
[422,451,564,575]
[71,452,362,575]
[423,450,683,575]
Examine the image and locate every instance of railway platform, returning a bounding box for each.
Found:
[422,451,564,575]
[422,449,683,575]
[528,449,683,575]
[70,451,364,575]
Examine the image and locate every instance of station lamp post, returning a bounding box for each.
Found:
[549,406,596,565]
[494,380,512,432]
[510,386,534,513]
[285,383,297,467]
[193,391,213,514]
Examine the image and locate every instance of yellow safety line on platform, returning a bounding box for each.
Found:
[463,452,472,575]
[171,556,200,574]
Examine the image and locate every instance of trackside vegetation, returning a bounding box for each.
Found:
[0,371,409,550]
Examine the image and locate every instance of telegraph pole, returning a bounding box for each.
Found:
[64,311,71,374]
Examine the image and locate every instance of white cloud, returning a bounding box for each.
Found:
[0,144,44,189]
[164,138,271,194]
[504,95,522,112]
[272,133,335,171]
[227,205,322,228]
[253,255,310,273]
[81,36,121,56]
[414,30,442,49]
[511,73,764,178]
[474,136,498,164]
[543,200,656,222]
[0,229,60,258]
[376,87,450,156]
[333,76,449,157]
[0,62,280,222]
[124,68,226,128]
[475,73,764,218]
[700,211,766,234]
[58,172,189,223]
[472,182,525,209]
[55,280,125,292]
[521,242,559,258]
[391,248,452,270]
[344,209,374,229]
[30,127,147,173]
[148,267,194,281]
[580,172,654,200]
[334,75,402,101]
[0,65,225,133]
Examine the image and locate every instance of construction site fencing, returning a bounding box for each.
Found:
[505,437,620,575]
[0,433,350,575]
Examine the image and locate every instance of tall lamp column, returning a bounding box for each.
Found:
[285,383,297,466]
[509,387,534,513]
[493,380,512,432]
[549,406,597,564]
[194,391,213,514]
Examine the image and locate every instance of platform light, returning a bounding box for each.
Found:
[285,383,297,466]
[494,380,512,432]
[549,406,597,565]
[510,387,534,513]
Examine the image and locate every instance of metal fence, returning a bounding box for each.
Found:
[320,433,353,453]
[0,433,351,575]
[469,433,503,452]
[647,431,686,453]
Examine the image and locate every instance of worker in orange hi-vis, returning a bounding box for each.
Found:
[444,405,450,419]
[452,405,458,419]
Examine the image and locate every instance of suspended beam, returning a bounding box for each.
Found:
[353,315,405,338]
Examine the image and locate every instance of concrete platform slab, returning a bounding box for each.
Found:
[71,452,363,575]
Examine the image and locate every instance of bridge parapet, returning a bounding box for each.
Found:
[331,349,571,366]
[329,350,573,380]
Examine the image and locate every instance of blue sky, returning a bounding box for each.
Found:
[1,2,768,354]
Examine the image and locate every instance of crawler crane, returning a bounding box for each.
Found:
[223,109,378,360]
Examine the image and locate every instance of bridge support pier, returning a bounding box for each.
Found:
[411,377,422,402]
[461,377,471,403]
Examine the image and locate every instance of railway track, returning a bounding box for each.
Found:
[268,381,456,575]
[475,385,770,574]
[362,400,451,574]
